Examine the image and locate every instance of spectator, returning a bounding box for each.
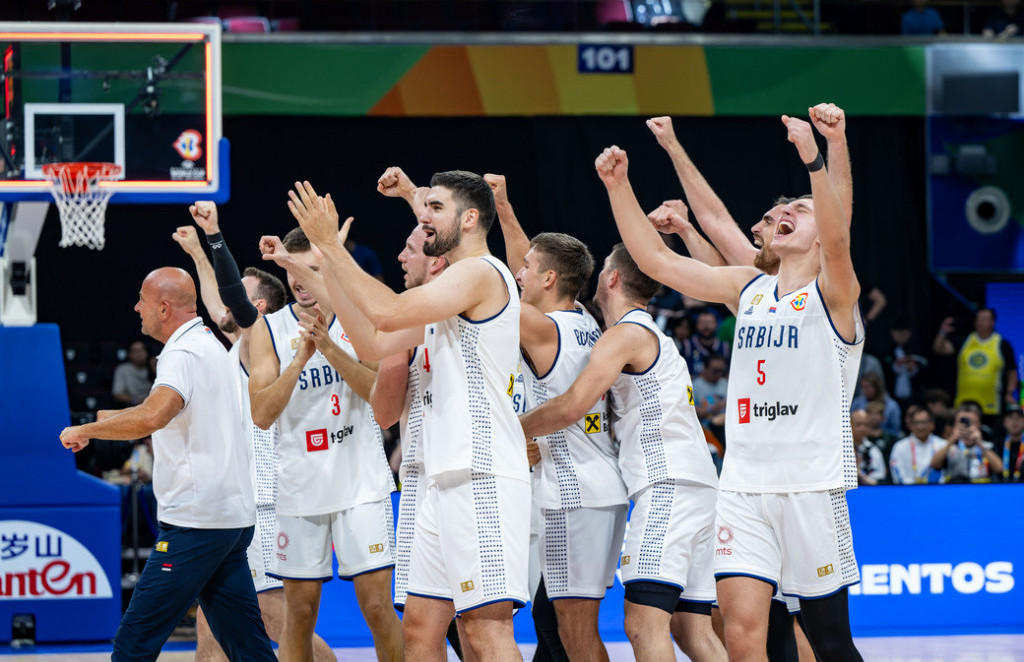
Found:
[649,284,686,332]
[111,340,153,407]
[982,0,1024,38]
[859,280,888,328]
[863,400,898,461]
[930,404,1003,483]
[669,315,692,354]
[693,354,728,431]
[852,372,902,438]
[933,308,1018,436]
[998,404,1024,482]
[854,352,885,399]
[924,388,953,420]
[681,307,730,377]
[853,410,886,485]
[901,0,945,35]
[884,317,928,410]
[890,408,946,484]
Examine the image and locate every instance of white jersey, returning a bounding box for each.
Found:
[263,303,395,516]
[724,275,864,493]
[524,307,627,510]
[151,318,255,528]
[421,256,529,483]
[609,310,719,498]
[399,345,429,482]
[230,342,278,508]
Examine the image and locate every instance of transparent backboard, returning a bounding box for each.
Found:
[0,22,226,203]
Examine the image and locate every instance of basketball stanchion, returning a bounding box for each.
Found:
[41,162,122,250]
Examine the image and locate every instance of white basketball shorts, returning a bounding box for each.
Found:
[620,480,717,602]
[407,470,530,613]
[540,504,628,600]
[713,489,859,599]
[269,497,396,581]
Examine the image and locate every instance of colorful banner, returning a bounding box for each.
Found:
[222,43,926,117]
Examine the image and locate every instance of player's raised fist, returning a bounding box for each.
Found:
[483,174,509,206]
[781,115,818,165]
[595,146,629,187]
[648,200,691,235]
[172,225,202,255]
[377,166,416,199]
[188,200,220,234]
[646,117,678,149]
[259,235,291,268]
[809,102,846,141]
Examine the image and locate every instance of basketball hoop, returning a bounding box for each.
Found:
[42,162,122,250]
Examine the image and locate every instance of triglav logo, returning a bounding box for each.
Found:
[0,521,113,600]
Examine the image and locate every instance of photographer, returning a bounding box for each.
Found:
[930,404,1003,483]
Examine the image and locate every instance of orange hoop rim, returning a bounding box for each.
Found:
[41,162,122,194]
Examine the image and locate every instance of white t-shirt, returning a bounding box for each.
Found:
[421,256,529,483]
[609,309,719,498]
[151,318,255,529]
[889,433,945,484]
[724,275,864,493]
[263,304,395,517]
[524,307,627,510]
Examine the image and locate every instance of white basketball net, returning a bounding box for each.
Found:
[42,163,122,250]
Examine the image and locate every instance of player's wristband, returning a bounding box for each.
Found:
[805,153,825,173]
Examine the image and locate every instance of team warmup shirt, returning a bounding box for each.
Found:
[609,309,719,498]
[724,275,864,493]
[229,342,279,509]
[420,256,529,482]
[263,303,395,517]
[523,307,627,510]
[151,318,255,528]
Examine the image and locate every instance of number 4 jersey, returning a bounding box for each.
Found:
[724,275,864,493]
[263,303,395,517]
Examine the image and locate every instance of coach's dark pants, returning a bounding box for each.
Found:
[112,523,275,662]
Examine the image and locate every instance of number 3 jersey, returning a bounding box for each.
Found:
[263,303,395,517]
[724,275,864,493]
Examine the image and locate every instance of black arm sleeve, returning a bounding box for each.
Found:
[205,232,259,329]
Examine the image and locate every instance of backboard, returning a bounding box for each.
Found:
[0,22,227,204]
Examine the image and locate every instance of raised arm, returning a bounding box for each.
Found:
[519,323,638,438]
[378,166,429,216]
[172,225,231,334]
[248,318,315,430]
[783,114,860,336]
[260,229,423,362]
[485,173,531,275]
[189,201,260,330]
[647,117,757,267]
[287,181,500,334]
[596,146,755,308]
[648,200,727,267]
[808,103,853,225]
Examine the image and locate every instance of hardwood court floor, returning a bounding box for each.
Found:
[3,635,1024,661]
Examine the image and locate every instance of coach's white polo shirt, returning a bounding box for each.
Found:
[151,317,256,529]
